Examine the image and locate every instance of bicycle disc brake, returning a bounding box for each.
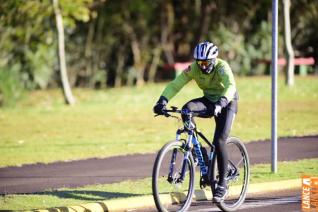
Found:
[226,161,239,182]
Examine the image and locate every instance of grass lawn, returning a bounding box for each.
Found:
[1,158,317,210]
[0,76,317,167]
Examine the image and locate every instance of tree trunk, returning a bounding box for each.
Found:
[124,21,145,87]
[148,47,162,83]
[85,16,95,87]
[283,0,294,86]
[53,0,75,105]
[114,46,125,87]
[131,38,145,86]
[95,12,106,88]
[161,0,175,65]
[192,1,215,48]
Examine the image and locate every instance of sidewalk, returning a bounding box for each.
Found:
[33,179,301,212]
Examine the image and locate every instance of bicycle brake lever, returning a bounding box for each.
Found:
[154,113,170,117]
[170,115,179,119]
[170,106,178,111]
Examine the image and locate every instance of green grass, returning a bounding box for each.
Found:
[1,158,317,210]
[0,76,317,167]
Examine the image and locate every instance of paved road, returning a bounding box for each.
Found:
[0,135,317,194]
[188,189,301,212]
[141,189,301,212]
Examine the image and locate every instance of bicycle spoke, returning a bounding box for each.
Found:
[235,157,244,167]
[212,137,250,212]
[153,140,195,212]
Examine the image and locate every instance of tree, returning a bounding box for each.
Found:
[1,0,317,102]
[160,0,175,64]
[53,0,75,105]
[283,0,294,86]
[290,0,318,74]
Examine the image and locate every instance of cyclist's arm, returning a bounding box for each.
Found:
[161,68,192,101]
[217,62,236,107]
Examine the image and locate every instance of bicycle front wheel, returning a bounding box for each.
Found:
[212,137,250,212]
[152,140,195,212]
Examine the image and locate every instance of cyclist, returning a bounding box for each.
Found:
[153,41,238,203]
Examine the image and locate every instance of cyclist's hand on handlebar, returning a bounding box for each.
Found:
[153,103,167,115]
[153,96,168,115]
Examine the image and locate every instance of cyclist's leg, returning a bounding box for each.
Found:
[182,97,214,167]
[181,97,214,128]
[213,98,237,188]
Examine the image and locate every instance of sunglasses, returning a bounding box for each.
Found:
[196,59,215,68]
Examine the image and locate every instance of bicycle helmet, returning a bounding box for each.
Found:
[193,41,218,74]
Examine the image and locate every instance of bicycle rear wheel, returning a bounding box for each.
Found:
[152,140,195,212]
[211,137,250,211]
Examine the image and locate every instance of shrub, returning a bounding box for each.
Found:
[0,64,24,107]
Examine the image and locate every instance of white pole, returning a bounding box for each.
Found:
[271,0,278,173]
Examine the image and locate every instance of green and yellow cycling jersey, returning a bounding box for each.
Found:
[161,58,236,103]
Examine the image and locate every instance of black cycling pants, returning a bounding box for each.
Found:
[182,96,237,187]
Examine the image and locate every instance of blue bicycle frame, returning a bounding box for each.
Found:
[169,127,215,183]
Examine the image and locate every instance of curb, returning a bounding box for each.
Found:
[33,179,301,212]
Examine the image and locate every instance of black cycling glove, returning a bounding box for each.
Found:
[153,96,168,115]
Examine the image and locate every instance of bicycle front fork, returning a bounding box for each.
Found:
[167,129,191,183]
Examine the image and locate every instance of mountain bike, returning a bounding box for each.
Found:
[152,106,250,212]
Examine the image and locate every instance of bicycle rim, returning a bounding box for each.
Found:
[213,137,250,211]
[152,140,195,212]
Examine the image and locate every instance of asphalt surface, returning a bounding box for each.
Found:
[189,189,301,212]
[190,189,301,212]
[0,135,317,194]
[140,189,301,212]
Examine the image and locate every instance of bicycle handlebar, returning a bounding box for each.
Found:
[163,107,182,114]
[155,106,207,118]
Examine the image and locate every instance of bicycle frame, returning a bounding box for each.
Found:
[169,126,215,183]
[154,107,250,212]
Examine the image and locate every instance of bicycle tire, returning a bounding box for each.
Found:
[152,140,195,212]
[211,137,250,212]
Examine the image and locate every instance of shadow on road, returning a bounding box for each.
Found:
[36,190,142,201]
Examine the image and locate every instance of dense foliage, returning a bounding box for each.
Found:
[0,0,317,105]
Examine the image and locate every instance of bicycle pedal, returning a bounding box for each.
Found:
[200,175,210,188]
[200,184,207,189]
[200,178,208,188]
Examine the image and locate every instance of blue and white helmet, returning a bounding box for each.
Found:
[193,41,218,74]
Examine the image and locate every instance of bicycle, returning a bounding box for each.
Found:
[152,106,250,212]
